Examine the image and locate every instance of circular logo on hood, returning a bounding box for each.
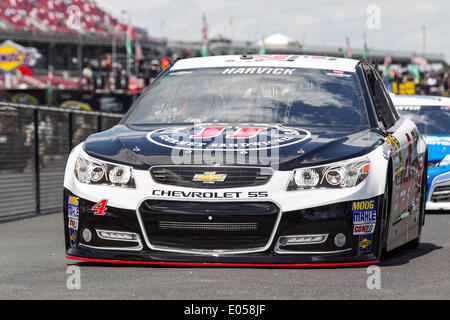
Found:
[146,125,311,152]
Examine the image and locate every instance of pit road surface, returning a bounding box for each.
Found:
[0,212,448,299]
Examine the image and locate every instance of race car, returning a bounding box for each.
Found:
[64,54,427,267]
[392,95,450,211]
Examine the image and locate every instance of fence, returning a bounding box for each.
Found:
[0,101,123,221]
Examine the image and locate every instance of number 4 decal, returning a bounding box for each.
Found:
[92,200,108,216]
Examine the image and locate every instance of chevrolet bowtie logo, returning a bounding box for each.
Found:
[193,172,227,184]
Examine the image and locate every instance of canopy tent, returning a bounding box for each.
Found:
[255,33,301,49]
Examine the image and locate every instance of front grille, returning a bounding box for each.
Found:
[431,185,450,203]
[139,201,279,251]
[159,221,258,231]
[150,166,273,189]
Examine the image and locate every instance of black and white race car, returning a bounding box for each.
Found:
[64,54,427,267]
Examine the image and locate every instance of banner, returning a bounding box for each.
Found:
[0,40,40,72]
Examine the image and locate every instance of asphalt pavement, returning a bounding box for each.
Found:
[0,212,449,300]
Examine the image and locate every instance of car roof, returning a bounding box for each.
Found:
[172,54,360,73]
[392,95,450,107]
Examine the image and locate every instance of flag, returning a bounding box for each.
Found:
[259,36,266,54]
[410,63,421,79]
[345,37,353,59]
[201,14,209,57]
[362,34,368,60]
[135,36,142,61]
[47,66,53,96]
[412,55,428,66]
[384,56,394,81]
[126,24,134,57]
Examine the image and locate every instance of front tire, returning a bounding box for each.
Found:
[408,163,427,249]
[377,170,392,260]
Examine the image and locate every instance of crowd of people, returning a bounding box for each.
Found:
[81,54,172,93]
[382,69,450,97]
[0,0,143,39]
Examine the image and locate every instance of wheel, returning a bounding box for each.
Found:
[377,171,391,259]
[408,164,427,249]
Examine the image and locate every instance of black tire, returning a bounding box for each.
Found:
[377,170,392,259]
[408,164,427,249]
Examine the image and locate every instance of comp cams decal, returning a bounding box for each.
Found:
[146,126,311,152]
[68,218,78,230]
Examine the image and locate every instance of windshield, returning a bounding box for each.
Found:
[125,67,368,127]
[397,105,450,135]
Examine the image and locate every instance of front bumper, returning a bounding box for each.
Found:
[64,188,382,267]
[426,171,450,211]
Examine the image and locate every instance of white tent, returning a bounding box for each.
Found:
[256,33,301,49]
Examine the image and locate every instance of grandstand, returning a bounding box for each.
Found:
[1,0,138,39]
[0,0,167,73]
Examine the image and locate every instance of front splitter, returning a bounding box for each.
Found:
[66,247,379,268]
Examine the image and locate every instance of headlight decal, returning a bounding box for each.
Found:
[440,154,450,167]
[287,158,370,191]
[74,152,136,188]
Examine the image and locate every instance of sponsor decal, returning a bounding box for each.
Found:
[382,141,390,160]
[146,125,311,152]
[92,200,108,216]
[152,190,268,199]
[68,196,80,206]
[253,55,338,62]
[69,228,76,248]
[222,67,296,75]
[396,105,421,111]
[169,71,193,76]
[67,196,80,219]
[359,234,373,253]
[0,40,40,72]
[60,100,92,111]
[326,70,353,78]
[353,224,375,235]
[193,172,227,184]
[253,54,301,62]
[352,200,377,225]
[11,93,39,105]
[68,218,79,231]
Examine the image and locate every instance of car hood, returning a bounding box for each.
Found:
[83,124,383,171]
[424,135,450,162]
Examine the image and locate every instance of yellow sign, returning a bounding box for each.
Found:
[0,40,39,72]
[60,100,92,111]
[393,81,416,95]
[193,172,227,184]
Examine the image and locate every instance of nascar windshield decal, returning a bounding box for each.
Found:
[146,125,312,152]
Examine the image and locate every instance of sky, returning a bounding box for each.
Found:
[98,0,450,62]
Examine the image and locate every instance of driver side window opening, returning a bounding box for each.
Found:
[362,64,396,130]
